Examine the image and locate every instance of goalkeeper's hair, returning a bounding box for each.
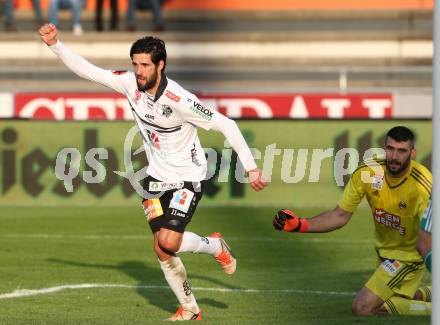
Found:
[130,36,167,72]
[386,126,415,147]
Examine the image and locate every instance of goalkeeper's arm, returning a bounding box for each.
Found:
[417,229,432,272]
[273,206,352,233]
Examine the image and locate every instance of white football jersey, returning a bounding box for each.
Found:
[50,41,257,182]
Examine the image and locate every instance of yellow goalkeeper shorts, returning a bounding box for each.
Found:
[365,258,425,301]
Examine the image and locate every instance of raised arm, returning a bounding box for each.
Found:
[38,23,129,94]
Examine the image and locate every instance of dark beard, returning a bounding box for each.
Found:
[136,69,158,92]
[387,155,411,175]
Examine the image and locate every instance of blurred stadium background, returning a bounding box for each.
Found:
[0,0,433,324]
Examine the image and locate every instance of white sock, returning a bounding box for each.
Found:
[177,232,221,255]
[159,256,199,314]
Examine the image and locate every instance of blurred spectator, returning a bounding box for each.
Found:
[49,0,83,35]
[95,0,118,31]
[2,0,44,31]
[126,0,164,32]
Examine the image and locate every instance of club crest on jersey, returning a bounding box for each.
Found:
[399,200,407,209]
[146,129,160,150]
[170,189,194,213]
[372,175,383,190]
[165,90,180,102]
[161,105,173,118]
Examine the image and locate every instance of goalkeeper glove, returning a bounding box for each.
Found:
[273,209,309,232]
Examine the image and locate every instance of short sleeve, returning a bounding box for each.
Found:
[338,171,366,213]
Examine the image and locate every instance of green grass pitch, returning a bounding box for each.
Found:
[0,206,430,324]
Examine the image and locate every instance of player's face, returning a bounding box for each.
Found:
[384,137,415,176]
[131,53,161,91]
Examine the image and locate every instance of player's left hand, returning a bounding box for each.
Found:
[248,168,268,192]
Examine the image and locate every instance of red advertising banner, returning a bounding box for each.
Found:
[202,93,392,119]
[14,93,132,121]
[13,92,393,120]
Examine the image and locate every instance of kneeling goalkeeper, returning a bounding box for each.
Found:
[273,126,431,316]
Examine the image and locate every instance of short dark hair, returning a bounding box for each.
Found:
[130,36,167,71]
[386,126,415,146]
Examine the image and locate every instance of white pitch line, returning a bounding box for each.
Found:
[2,233,373,244]
[0,283,356,300]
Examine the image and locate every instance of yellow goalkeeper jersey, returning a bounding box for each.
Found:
[338,159,431,263]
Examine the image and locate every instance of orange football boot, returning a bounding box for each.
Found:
[210,232,237,275]
[167,306,202,321]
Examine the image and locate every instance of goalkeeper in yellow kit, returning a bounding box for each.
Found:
[273,126,431,316]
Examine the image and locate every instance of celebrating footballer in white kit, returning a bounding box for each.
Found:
[38,23,268,321]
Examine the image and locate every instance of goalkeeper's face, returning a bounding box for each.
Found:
[131,53,163,92]
[384,137,415,176]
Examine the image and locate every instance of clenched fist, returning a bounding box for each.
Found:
[38,23,58,46]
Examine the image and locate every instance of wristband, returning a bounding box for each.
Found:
[298,218,309,233]
[425,250,432,273]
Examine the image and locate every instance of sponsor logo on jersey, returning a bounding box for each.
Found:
[372,175,383,190]
[146,129,160,150]
[133,90,142,104]
[112,70,127,75]
[190,101,213,120]
[381,259,402,274]
[170,189,194,213]
[145,114,155,120]
[143,198,163,221]
[149,181,184,192]
[374,208,406,236]
[165,90,181,102]
[161,105,173,118]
